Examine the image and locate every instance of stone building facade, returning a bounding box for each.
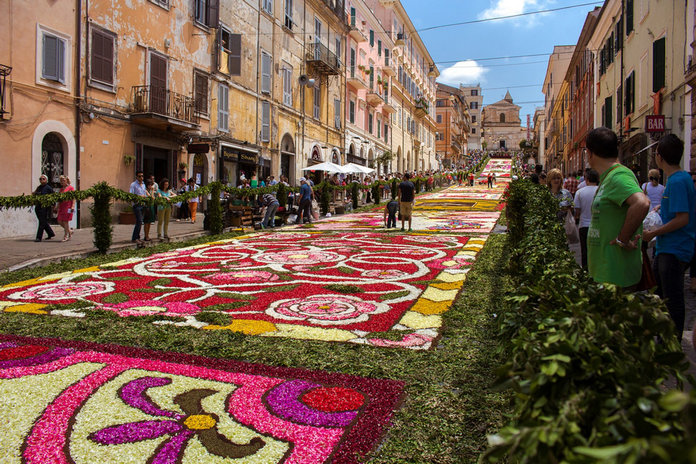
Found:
[481,91,526,152]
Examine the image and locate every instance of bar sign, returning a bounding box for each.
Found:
[646,115,665,132]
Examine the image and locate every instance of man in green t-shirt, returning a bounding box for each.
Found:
[586,128,650,288]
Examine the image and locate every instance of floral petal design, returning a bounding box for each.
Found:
[88,420,183,445]
[197,428,266,459]
[149,429,195,464]
[119,376,181,419]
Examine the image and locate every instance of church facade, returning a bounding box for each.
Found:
[481,91,527,151]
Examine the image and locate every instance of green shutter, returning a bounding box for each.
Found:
[653,38,665,92]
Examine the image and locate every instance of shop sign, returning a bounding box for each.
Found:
[221,146,237,161]
[239,152,257,163]
[645,115,665,132]
[187,143,209,153]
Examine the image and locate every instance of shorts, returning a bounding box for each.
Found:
[399,201,413,219]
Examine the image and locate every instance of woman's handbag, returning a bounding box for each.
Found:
[564,211,580,244]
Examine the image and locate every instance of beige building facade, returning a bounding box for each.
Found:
[481,91,526,152]
[460,84,482,150]
[541,45,574,168]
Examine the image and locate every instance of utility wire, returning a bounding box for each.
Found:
[417,1,604,32]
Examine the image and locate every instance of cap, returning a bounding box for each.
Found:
[180,178,186,183]
[299,177,307,182]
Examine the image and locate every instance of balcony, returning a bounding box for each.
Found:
[686,61,696,86]
[395,32,405,47]
[129,85,199,131]
[383,57,396,77]
[366,91,384,106]
[347,67,368,90]
[320,0,345,23]
[348,17,367,42]
[414,98,429,118]
[382,94,396,113]
[306,42,341,75]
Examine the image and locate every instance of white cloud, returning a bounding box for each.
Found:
[437,61,488,86]
[478,0,550,26]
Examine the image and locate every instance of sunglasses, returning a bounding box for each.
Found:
[649,177,657,181]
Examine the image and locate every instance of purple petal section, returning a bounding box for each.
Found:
[0,347,73,369]
[265,380,358,428]
[150,430,194,464]
[89,420,183,445]
[0,342,18,350]
[119,376,182,419]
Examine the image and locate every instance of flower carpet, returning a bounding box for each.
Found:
[294,211,500,234]
[478,158,512,181]
[0,231,488,350]
[0,334,404,464]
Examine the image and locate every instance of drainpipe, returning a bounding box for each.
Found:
[619,0,625,145]
[75,0,82,228]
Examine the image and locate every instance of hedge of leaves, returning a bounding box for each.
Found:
[482,179,696,463]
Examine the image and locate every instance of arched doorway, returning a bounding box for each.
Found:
[308,145,323,185]
[192,153,207,185]
[41,133,65,189]
[347,143,355,164]
[331,148,340,164]
[280,133,296,185]
[367,148,374,169]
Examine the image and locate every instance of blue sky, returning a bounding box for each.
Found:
[400,0,603,125]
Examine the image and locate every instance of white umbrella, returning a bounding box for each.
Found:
[342,162,375,174]
[301,162,347,173]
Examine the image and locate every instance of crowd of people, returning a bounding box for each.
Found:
[531,128,695,344]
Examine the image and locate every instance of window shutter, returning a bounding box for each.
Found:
[653,37,665,92]
[261,101,270,142]
[218,84,228,131]
[206,0,219,27]
[91,30,114,84]
[194,72,208,115]
[261,53,271,93]
[334,99,340,128]
[370,30,374,47]
[626,0,634,34]
[229,34,241,76]
[42,34,59,81]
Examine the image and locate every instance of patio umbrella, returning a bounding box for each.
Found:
[342,162,375,174]
[301,162,347,173]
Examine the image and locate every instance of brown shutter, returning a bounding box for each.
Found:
[150,54,167,113]
[229,33,241,76]
[206,0,219,27]
[194,71,208,115]
[91,30,114,84]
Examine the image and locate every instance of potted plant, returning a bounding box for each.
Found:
[118,205,136,224]
[123,154,135,166]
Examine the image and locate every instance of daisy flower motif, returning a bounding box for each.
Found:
[209,270,279,283]
[9,281,115,301]
[360,269,408,279]
[266,295,389,325]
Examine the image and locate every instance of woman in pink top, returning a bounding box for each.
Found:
[56,175,75,241]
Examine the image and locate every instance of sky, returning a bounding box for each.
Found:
[400,0,604,126]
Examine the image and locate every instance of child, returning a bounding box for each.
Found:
[384,199,398,228]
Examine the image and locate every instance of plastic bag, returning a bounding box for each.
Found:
[643,210,662,231]
[564,211,580,244]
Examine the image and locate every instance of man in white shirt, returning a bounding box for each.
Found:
[574,168,599,269]
[129,171,148,243]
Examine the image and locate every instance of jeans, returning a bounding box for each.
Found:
[262,202,279,227]
[579,227,589,269]
[387,213,396,228]
[298,198,311,223]
[35,207,55,240]
[132,205,144,241]
[654,253,688,341]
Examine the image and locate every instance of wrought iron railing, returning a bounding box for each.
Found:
[306,43,341,74]
[130,85,198,124]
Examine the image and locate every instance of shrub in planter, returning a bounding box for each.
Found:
[277,183,287,208]
[351,182,359,209]
[91,182,112,254]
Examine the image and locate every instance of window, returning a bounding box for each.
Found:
[377,116,381,137]
[378,40,382,56]
[604,96,613,128]
[471,89,478,96]
[616,84,622,122]
[282,65,292,106]
[349,100,355,124]
[150,0,169,6]
[626,0,634,34]
[284,0,293,29]
[350,7,356,27]
[625,71,635,115]
[369,30,374,47]
[195,0,219,28]
[41,30,67,84]
[218,84,229,131]
[436,114,442,123]
[193,69,208,116]
[653,37,665,92]
[335,37,341,62]
[384,123,388,142]
[470,101,478,109]
[261,51,271,94]
[313,84,321,119]
[499,114,505,123]
[334,99,341,129]
[261,101,270,141]
[219,27,241,75]
[89,27,115,89]
[471,128,475,134]
[368,112,373,133]
[262,0,272,15]
[471,115,476,123]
